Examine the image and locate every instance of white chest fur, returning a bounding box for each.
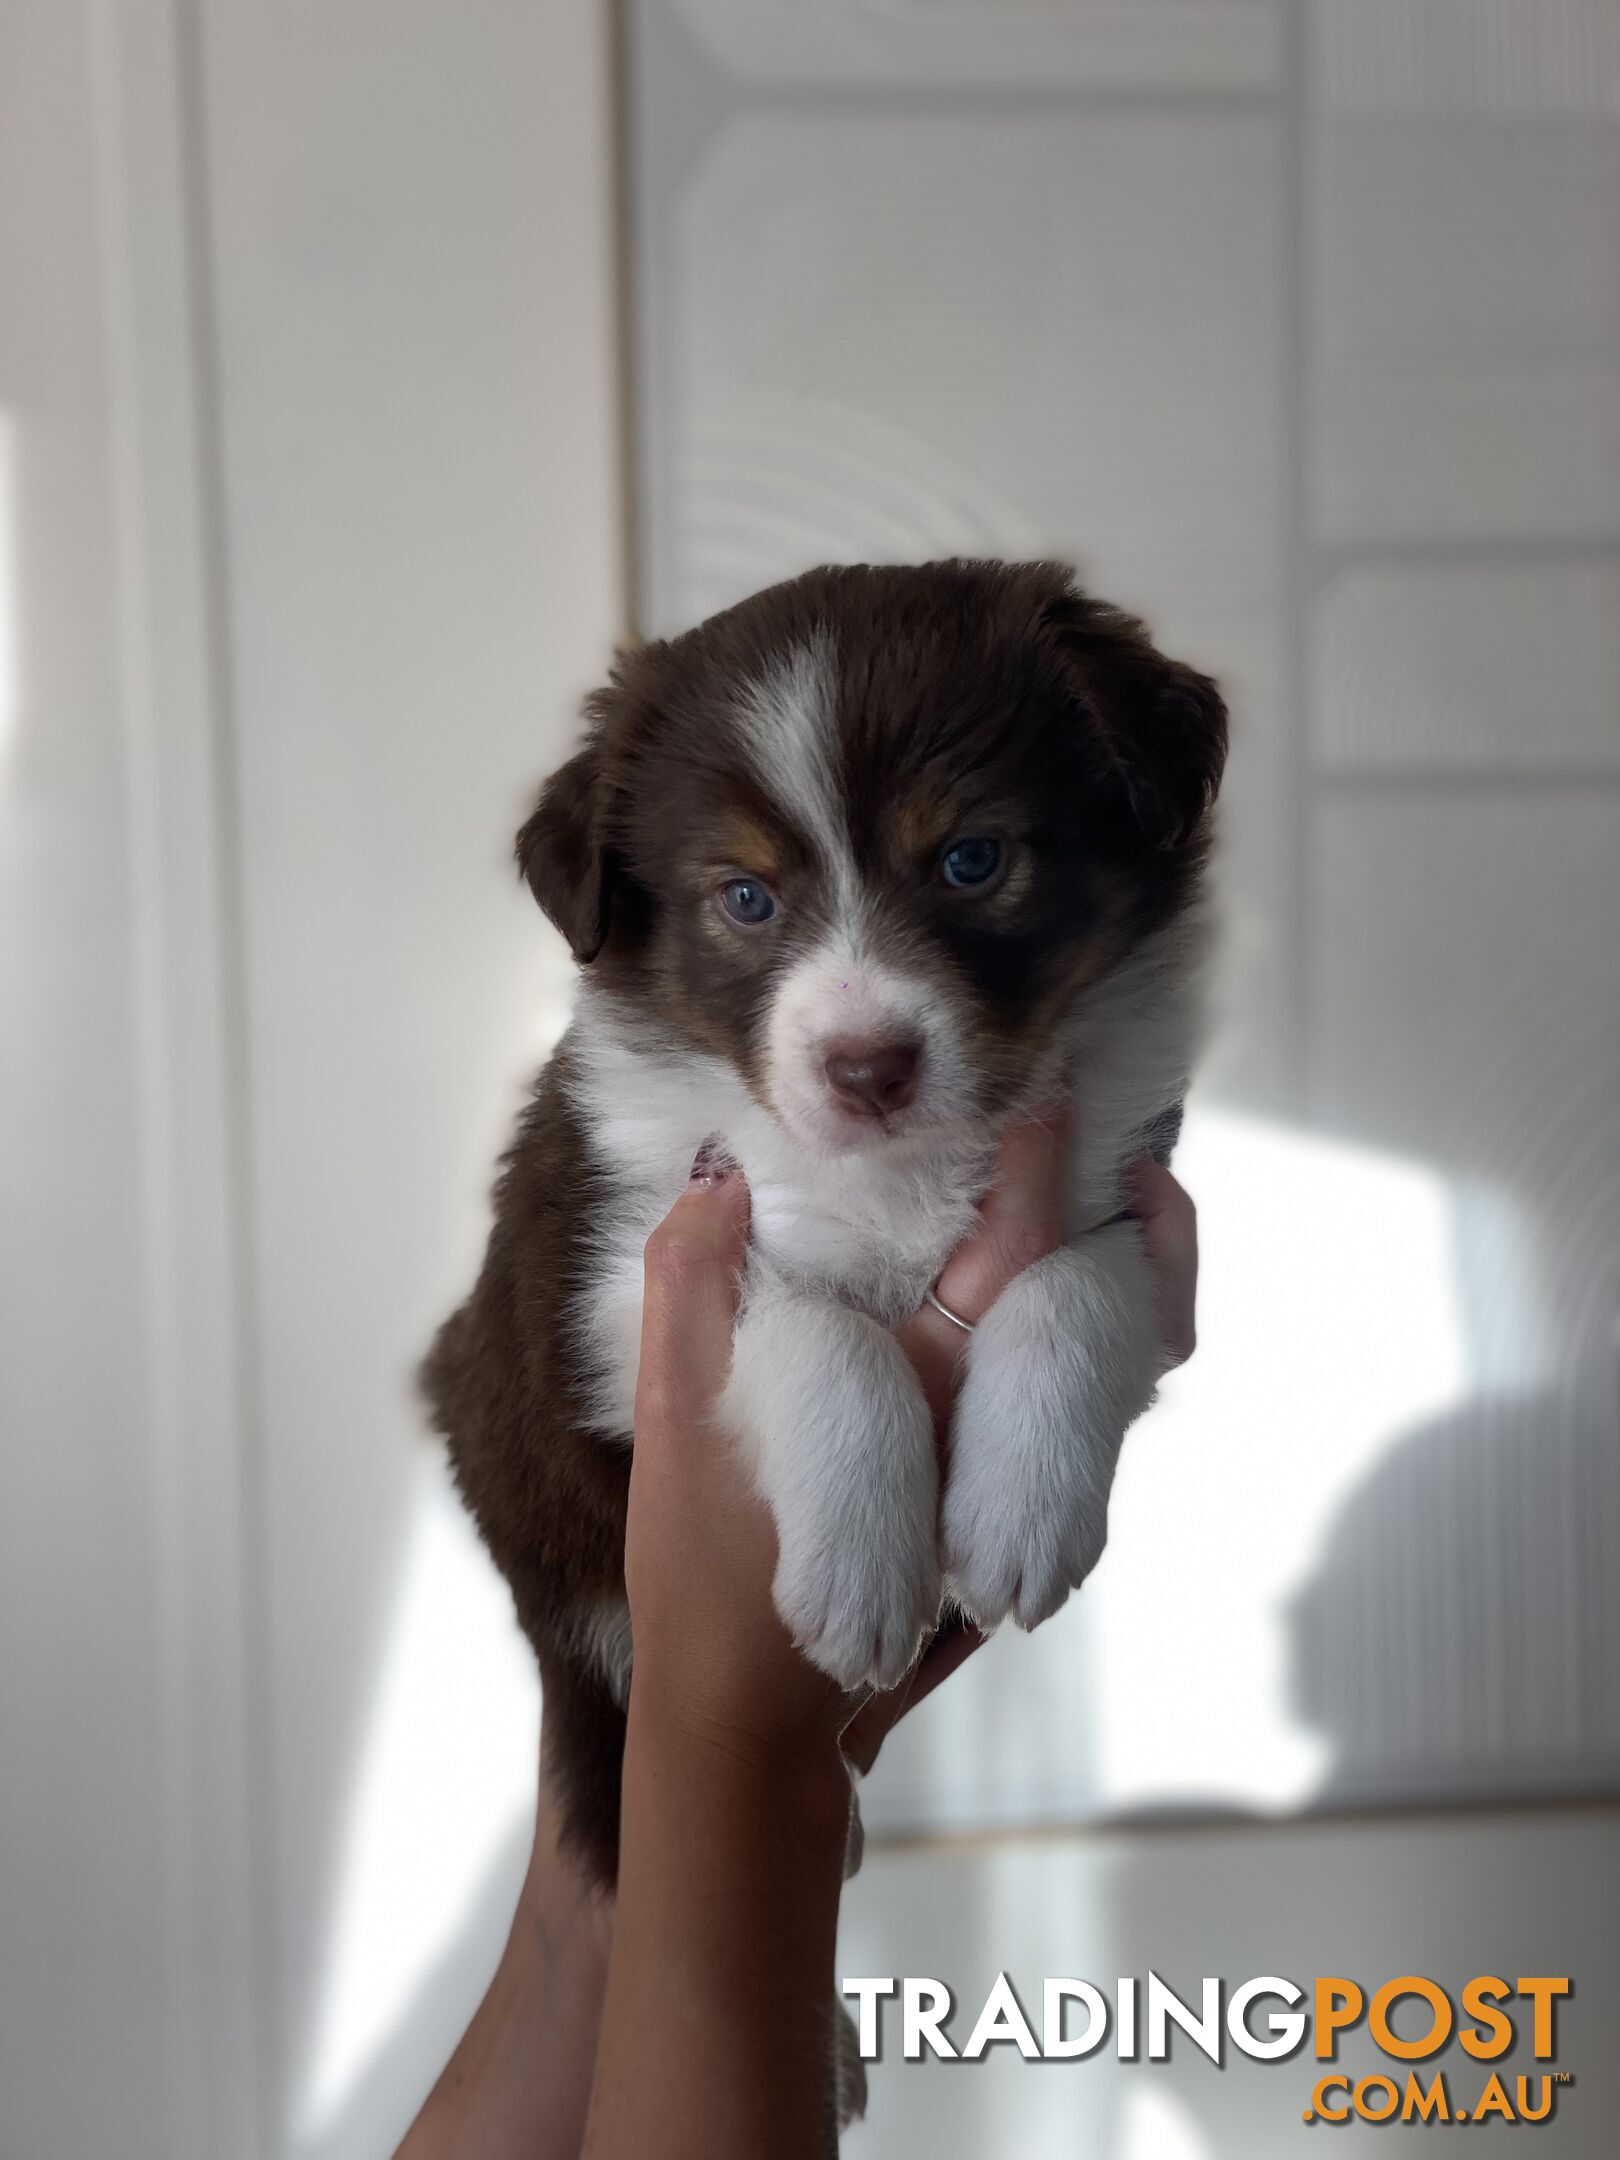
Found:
[564,912,1202,1444]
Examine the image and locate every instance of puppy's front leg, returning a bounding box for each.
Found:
[723,1287,940,1691]
[943,1219,1161,1633]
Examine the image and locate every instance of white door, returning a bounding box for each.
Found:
[625,0,1620,1834]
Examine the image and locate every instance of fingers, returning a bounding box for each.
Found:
[895,1103,1067,1429]
[1126,1153,1198,1369]
[916,1101,1070,1350]
[635,1152,751,1432]
[972,1102,1069,1257]
[890,1611,986,1721]
[839,1613,987,1775]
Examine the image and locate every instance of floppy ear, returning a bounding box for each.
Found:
[1048,596,1228,851]
[515,745,615,962]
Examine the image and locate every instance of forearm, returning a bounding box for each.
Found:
[582,1683,851,2160]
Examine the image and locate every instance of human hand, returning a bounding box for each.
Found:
[1126,1150,1199,1370]
[625,1125,1200,1771]
[625,1150,850,1764]
[624,1115,1069,1762]
[843,1105,1072,1770]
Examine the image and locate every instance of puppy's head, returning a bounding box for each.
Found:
[519,561,1225,1153]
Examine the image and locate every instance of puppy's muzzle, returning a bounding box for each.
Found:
[823,1037,922,1119]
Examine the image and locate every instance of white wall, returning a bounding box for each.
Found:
[1,4,261,2154]
[195,5,623,2148]
[0,4,621,2153]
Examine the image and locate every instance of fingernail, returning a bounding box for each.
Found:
[690,1138,729,1185]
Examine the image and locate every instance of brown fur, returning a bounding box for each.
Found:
[420,1050,632,1880]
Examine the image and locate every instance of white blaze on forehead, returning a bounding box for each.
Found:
[736,631,857,903]
[740,634,974,1146]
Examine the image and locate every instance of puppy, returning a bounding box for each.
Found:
[422,558,1226,1889]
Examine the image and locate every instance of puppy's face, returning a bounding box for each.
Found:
[520,562,1225,1155]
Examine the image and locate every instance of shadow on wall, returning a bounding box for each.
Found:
[1076,1395,1618,2160]
[1289,1395,1620,1813]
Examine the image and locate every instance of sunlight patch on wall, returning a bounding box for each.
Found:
[1084,1105,1470,1811]
[297,1450,539,2139]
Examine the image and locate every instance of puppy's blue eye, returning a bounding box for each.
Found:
[941,837,1003,888]
[720,877,777,925]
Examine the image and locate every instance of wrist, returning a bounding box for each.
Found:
[626,1671,852,1826]
[626,1599,850,1756]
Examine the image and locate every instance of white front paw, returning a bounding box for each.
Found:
[942,1233,1159,1633]
[773,1489,939,1690]
[724,1296,940,1691]
[944,1471,1107,1633]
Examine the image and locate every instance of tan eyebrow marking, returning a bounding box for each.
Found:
[896,791,953,860]
[710,815,784,881]
[897,790,1028,865]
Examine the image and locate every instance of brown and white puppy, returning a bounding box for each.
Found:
[423,559,1226,1887]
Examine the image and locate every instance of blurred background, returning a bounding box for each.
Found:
[3,2,1617,2154]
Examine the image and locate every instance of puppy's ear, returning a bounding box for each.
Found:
[1046,593,1228,851]
[515,745,615,962]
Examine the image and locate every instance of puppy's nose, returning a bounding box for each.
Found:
[823,1038,921,1118]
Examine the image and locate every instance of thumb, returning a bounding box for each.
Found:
[635,1150,751,1431]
